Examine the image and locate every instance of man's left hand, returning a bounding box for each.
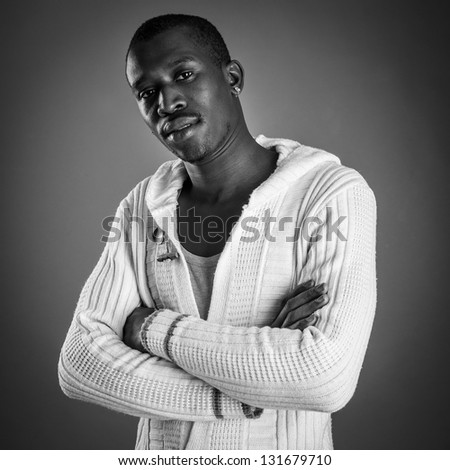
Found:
[123,307,155,352]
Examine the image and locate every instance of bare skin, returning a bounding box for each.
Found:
[122,26,329,351]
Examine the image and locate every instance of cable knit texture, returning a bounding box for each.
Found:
[58,136,377,450]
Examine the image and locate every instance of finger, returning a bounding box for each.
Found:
[284,280,319,305]
[283,284,327,314]
[272,283,322,328]
[272,282,323,328]
[279,280,315,308]
[288,311,320,330]
[290,279,316,297]
[281,294,329,328]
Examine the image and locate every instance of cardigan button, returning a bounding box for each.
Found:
[152,227,165,244]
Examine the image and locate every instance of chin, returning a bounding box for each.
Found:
[164,123,231,164]
[169,139,213,164]
[177,152,211,165]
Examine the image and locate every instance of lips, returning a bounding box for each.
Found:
[162,116,199,138]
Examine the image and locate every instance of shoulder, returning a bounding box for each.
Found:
[287,143,376,213]
[315,161,374,198]
[309,162,376,219]
[298,143,370,186]
[118,159,179,213]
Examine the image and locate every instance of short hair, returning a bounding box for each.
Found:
[126,14,231,68]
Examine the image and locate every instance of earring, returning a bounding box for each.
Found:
[233,86,241,96]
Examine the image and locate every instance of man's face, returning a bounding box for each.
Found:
[126,27,238,163]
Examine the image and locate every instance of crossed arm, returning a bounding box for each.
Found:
[58,180,376,419]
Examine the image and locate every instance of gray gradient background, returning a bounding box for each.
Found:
[1,0,449,449]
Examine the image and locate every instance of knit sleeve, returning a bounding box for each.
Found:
[57,195,255,421]
[140,181,377,412]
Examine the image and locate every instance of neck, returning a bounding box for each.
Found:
[182,125,278,204]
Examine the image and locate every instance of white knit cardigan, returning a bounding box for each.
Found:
[58,136,377,450]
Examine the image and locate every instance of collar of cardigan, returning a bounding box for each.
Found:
[145,135,340,222]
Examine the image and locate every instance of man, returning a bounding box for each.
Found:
[58,14,377,450]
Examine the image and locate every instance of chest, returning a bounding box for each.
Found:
[176,194,248,257]
[144,196,302,327]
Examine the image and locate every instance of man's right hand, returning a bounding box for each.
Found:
[123,307,155,352]
[270,280,329,330]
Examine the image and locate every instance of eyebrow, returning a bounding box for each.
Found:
[130,56,197,91]
[168,55,197,67]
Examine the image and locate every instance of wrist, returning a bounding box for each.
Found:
[139,309,189,360]
[139,310,159,354]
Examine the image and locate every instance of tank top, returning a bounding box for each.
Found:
[178,243,221,320]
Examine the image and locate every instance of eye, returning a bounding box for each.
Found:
[138,89,155,100]
[176,71,193,81]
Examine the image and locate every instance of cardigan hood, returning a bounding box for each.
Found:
[145,136,341,223]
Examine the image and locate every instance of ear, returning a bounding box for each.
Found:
[225,60,244,96]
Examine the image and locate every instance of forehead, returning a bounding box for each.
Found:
[126,27,215,85]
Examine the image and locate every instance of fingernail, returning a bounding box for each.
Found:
[304,280,314,287]
[317,283,326,293]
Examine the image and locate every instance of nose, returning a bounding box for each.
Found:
[157,86,187,117]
